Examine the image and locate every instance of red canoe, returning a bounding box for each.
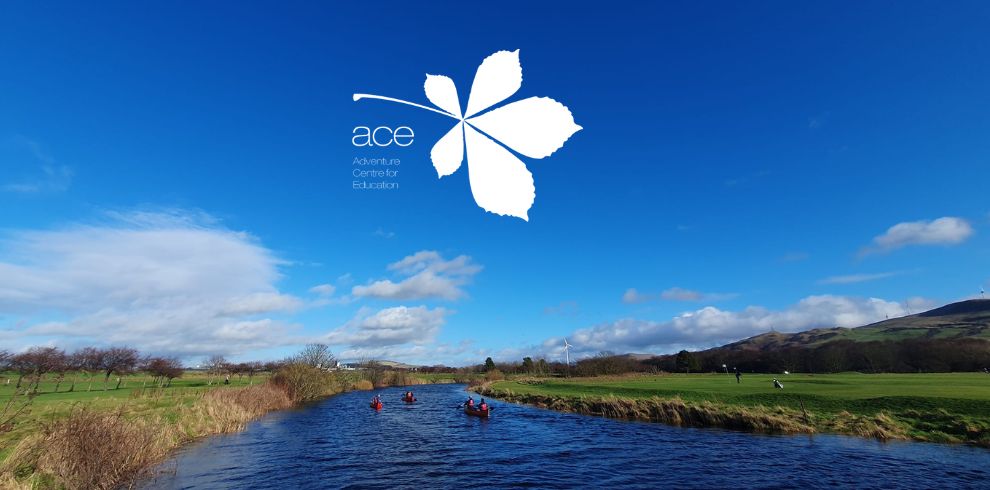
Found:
[464,406,489,418]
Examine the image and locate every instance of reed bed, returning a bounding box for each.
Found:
[472,386,948,444]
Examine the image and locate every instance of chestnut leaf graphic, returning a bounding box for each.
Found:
[354,50,582,221]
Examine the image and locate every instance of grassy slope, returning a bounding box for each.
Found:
[727,300,990,350]
[486,373,990,444]
[0,372,266,461]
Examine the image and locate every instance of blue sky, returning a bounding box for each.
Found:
[1,2,988,364]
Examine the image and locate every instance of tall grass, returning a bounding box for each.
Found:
[2,365,432,488]
[474,386,989,445]
[4,407,175,490]
[4,382,295,489]
[271,364,344,402]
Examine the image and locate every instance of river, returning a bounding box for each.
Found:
[143,383,989,489]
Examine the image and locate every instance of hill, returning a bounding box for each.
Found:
[645,300,990,373]
[720,299,990,353]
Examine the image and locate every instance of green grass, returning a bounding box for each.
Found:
[488,373,990,444]
[0,371,267,460]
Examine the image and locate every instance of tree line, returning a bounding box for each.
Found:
[0,345,301,394]
[470,337,990,378]
[674,338,990,374]
[1,346,165,392]
[0,342,375,397]
[604,338,990,375]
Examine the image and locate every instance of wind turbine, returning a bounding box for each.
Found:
[562,338,573,366]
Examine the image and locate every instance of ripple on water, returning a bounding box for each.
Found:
[142,384,990,489]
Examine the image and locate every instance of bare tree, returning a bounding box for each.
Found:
[262,360,284,375]
[362,359,386,388]
[244,361,263,385]
[71,347,105,391]
[48,349,70,392]
[143,357,184,387]
[205,355,228,385]
[98,347,139,390]
[295,343,337,371]
[8,353,31,390]
[0,350,9,386]
[8,347,66,393]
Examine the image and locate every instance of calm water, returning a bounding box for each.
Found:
[144,383,989,489]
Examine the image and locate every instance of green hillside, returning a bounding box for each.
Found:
[721,299,990,352]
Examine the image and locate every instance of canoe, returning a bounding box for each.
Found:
[402,397,416,403]
[370,401,382,410]
[464,406,489,417]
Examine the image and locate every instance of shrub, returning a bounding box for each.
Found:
[4,407,173,490]
[351,379,374,391]
[271,363,342,402]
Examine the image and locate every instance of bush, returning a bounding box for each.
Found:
[271,363,342,402]
[4,407,173,490]
[484,369,505,382]
[351,379,374,391]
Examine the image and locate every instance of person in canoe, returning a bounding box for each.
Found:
[463,397,491,417]
[370,395,383,409]
[402,391,416,402]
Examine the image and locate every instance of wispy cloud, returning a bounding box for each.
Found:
[544,300,579,316]
[1,137,73,194]
[779,251,809,262]
[723,170,770,188]
[861,217,973,256]
[540,295,935,358]
[808,111,830,129]
[818,271,900,285]
[623,287,736,304]
[336,340,473,364]
[352,250,481,301]
[373,227,395,239]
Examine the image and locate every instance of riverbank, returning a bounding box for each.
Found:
[475,373,990,446]
[0,367,423,489]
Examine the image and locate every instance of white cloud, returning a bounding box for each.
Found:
[623,287,735,304]
[352,250,481,301]
[818,271,899,285]
[863,217,973,255]
[541,295,935,358]
[325,305,449,348]
[337,340,473,364]
[0,210,303,357]
[309,284,336,296]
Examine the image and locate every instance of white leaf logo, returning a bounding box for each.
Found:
[354,50,582,221]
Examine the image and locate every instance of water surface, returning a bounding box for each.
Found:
[145,383,989,489]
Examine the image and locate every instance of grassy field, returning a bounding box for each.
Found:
[484,373,990,445]
[409,372,481,383]
[0,371,267,463]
